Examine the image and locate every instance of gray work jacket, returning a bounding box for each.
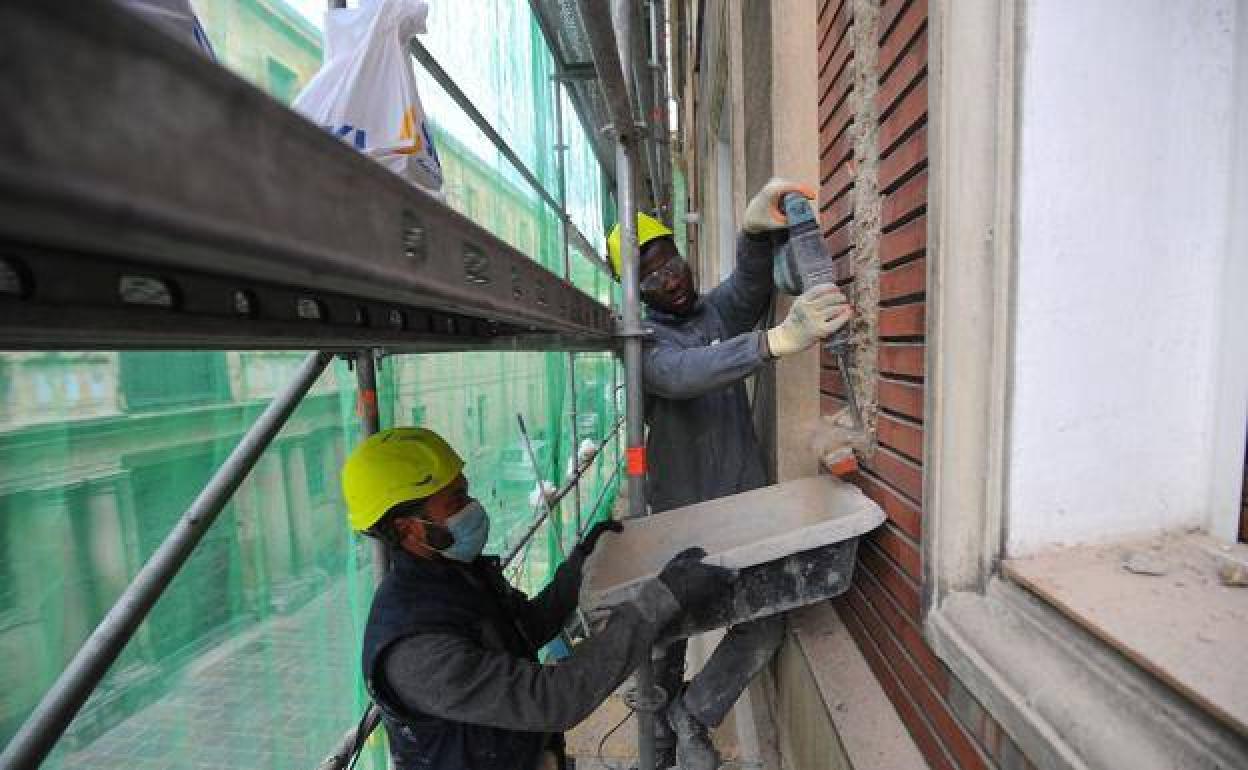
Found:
[642,232,780,513]
[377,548,680,739]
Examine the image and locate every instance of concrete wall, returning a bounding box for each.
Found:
[1006,0,1245,554]
[680,0,822,484]
[769,0,823,483]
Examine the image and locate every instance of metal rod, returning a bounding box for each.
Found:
[577,0,635,142]
[316,706,382,770]
[578,463,623,539]
[512,415,594,638]
[602,4,659,768]
[554,80,587,538]
[649,0,671,214]
[409,40,611,277]
[0,351,333,770]
[501,415,624,568]
[355,350,391,582]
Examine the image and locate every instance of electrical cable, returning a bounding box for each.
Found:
[595,703,636,770]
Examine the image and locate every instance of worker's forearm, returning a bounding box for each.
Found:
[704,233,779,334]
[518,547,587,646]
[643,330,767,399]
[734,230,779,283]
[381,579,681,733]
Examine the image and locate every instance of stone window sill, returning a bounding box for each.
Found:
[1001,533,1247,737]
[925,538,1248,770]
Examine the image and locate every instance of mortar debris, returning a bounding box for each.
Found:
[1122,551,1171,577]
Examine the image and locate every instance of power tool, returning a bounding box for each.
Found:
[774,192,862,432]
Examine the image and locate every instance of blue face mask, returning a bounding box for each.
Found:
[439,501,490,562]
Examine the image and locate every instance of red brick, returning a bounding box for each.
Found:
[844,589,940,720]
[879,0,928,80]
[838,599,959,770]
[848,585,992,770]
[819,49,855,114]
[820,364,845,396]
[820,129,854,172]
[854,467,922,540]
[855,564,948,693]
[878,412,924,463]
[820,190,854,230]
[878,29,928,118]
[823,225,853,259]
[820,159,856,207]
[819,117,855,178]
[818,0,852,63]
[833,254,855,284]
[880,0,924,46]
[821,392,847,417]
[881,256,926,301]
[882,169,928,231]
[865,445,923,502]
[879,343,925,378]
[879,126,928,194]
[880,215,927,267]
[861,539,922,619]
[878,376,925,421]
[879,303,926,338]
[820,364,847,397]
[871,521,922,581]
[879,80,928,157]
[820,84,855,153]
[821,25,855,88]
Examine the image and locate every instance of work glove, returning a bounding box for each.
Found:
[766,284,852,357]
[575,519,623,558]
[657,547,738,612]
[743,177,817,234]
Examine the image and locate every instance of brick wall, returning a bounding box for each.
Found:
[816,2,1036,769]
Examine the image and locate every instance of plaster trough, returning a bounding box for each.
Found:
[582,475,885,642]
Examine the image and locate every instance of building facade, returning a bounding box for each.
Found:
[671,1,1248,769]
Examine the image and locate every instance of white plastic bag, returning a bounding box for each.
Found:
[294,0,443,193]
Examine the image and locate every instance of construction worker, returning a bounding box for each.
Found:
[341,426,737,770]
[607,178,852,769]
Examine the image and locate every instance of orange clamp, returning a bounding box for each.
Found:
[356,388,378,420]
[626,446,647,476]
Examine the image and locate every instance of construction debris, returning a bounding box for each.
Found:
[1216,556,1248,587]
[1121,551,1172,577]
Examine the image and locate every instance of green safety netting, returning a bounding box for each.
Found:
[0,2,622,768]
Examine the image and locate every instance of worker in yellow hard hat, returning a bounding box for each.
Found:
[340,426,736,770]
[606,179,853,769]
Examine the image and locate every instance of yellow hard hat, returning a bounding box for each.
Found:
[341,427,465,532]
[606,213,674,280]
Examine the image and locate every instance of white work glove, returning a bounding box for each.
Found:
[529,480,558,509]
[743,176,817,234]
[576,438,600,467]
[766,284,852,357]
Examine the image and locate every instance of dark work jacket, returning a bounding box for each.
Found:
[361,549,556,770]
[642,232,782,512]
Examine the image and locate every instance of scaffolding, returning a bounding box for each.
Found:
[0,1,671,768]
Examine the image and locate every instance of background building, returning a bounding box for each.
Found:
[0,1,621,764]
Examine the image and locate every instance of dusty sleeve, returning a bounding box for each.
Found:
[513,548,587,647]
[380,580,682,733]
[642,330,768,400]
[704,232,779,337]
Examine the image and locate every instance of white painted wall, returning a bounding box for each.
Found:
[1208,0,1248,542]
[1006,0,1243,554]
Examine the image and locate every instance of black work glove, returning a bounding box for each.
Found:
[656,547,737,612]
[575,519,623,557]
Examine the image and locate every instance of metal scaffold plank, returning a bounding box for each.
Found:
[0,1,614,352]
